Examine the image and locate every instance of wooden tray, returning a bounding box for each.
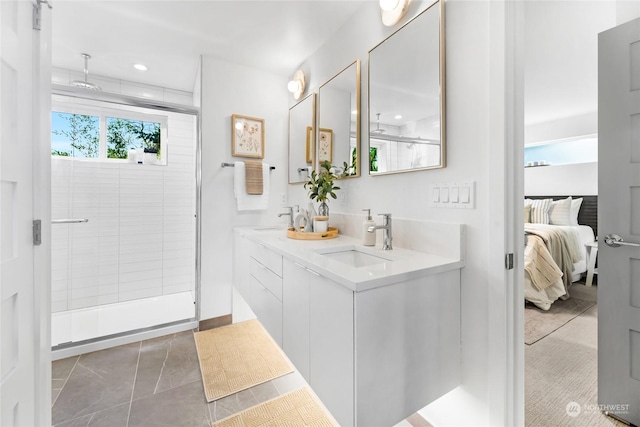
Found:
[286,227,338,240]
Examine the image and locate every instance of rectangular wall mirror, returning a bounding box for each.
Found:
[368,0,445,175]
[288,93,315,184]
[317,59,361,177]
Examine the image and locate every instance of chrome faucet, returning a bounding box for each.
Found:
[278,206,294,229]
[367,213,393,250]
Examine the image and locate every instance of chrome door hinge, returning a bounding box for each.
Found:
[33,219,42,245]
[33,0,52,31]
[505,253,514,270]
[32,2,41,30]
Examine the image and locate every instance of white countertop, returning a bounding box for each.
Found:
[237,226,464,292]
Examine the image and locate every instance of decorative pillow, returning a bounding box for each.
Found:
[570,197,583,226]
[524,205,531,223]
[529,198,552,224]
[549,197,572,225]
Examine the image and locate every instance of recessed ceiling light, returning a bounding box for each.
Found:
[394,114,403,120]
[134,64,148,71]
[352,110,358,115]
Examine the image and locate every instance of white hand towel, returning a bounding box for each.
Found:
[234,161,270,211]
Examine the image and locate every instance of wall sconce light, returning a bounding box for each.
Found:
[287,69,305,100]
[380,0,411,27]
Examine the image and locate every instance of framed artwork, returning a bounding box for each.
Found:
[318,128,333,163]
[232,114,265,159]
[305,126,314,164]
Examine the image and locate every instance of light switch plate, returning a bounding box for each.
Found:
[430,181,475,209]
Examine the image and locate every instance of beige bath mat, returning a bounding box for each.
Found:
[212,387,337,427]
[194,319,294,402]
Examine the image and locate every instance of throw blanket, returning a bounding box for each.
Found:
[524,234,563,291]
[524,224,582,294]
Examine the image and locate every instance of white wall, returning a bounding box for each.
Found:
[524,162,597,196]
[616,0,640,25]
[195,2,518,424]
[199,58,289,320]
[286,1,514,425]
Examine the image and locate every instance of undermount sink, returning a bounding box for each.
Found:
[318,247,393,268]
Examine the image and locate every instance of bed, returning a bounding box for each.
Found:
[523,196,597,310]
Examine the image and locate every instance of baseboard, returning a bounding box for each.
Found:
[199,314,233,331]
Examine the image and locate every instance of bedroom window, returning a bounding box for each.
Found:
[524,134,597,166]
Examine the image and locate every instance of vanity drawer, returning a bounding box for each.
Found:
[246,274,283,346]
[248,240,282,277]
[250,257,283,301]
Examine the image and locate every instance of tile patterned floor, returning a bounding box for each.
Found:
[51,330,307,426]
[52,328,433,426]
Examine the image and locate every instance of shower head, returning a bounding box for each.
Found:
[371,113,386,134]
[71,53,102,91]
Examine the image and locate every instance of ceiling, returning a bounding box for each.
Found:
[524,1,616,127]
[53,0,618,132]
[52,1,367,93]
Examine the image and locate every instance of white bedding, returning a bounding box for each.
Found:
[524,224,595,310]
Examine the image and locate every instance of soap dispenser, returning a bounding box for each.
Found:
[362,209,376,246]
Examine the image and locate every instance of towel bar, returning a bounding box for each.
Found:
[221,162,275,170]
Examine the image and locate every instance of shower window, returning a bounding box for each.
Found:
[51,112,100,158]
[106,117,161,160]
[51,106,167,164]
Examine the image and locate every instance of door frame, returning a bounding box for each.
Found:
[33,3,53,425]
[501,1,525,426]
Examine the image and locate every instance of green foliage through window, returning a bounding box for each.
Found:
[51,111,162,161]
[51,113,100,158]
[107,117,161,159]
[370,147,378,172]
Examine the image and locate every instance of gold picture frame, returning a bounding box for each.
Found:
[232,114,265,159]
[305,126,314,164]
[318,128,333,163]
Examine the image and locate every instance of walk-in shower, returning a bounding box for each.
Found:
[50,90,200,358]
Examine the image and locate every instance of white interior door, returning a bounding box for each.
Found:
[598,18,640,426]
[1,1,48,426]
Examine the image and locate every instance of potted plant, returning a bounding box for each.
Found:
[304,160,347,216]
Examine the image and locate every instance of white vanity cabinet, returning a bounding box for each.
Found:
[282,259,354,426]
[234,234,283,346]
[233,229,462,427]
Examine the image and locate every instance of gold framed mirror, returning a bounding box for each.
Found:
[317,59,361,178]
[368,0,445,175]
[288,93,315,184]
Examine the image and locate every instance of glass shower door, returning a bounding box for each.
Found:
[51,100,197,348]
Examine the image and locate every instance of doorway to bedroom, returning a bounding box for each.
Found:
[523,1,612,426]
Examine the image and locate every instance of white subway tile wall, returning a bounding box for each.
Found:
[51,111,196,313]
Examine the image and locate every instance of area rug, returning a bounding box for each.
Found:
[525,297,596,345]
[212,387,337,427]
[194,319,294,402]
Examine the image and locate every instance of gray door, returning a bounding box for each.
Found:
[598,17,640,425]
